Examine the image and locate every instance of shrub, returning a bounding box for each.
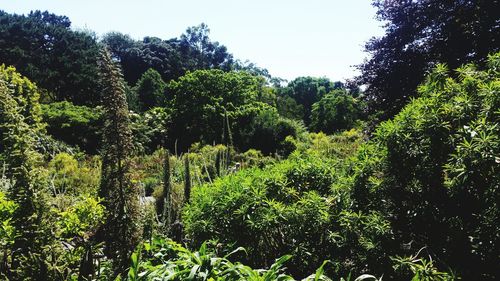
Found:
[235,107,305,156]
[183,146,389,277]
[349,53,500,279]
[48,152,101,197]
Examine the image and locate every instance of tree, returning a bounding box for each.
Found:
[102,24,235,86]
[102,33,184,85]
[0,10,101,105]
[0,79,51,280]
[235,108,303,155]
[309,90,360,134]
[0,64,44,132]
[97,48,141,275]
[278,77,342,125]
[134,68,167,111]
[180,23,234,71]
[358,0,500,119]
[166,69,272,151]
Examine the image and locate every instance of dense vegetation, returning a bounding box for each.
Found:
[0,2,498,280]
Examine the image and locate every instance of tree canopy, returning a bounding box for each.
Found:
[278,77,343,125]
[0,10,101,105]
[358,0,500,119]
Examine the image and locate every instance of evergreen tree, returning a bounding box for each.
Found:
[97,48,141,275]
[0,81,51,280]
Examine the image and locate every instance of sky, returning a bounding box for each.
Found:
[1,0,385,82]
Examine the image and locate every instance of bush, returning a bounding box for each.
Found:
[183,147,389,277]
[48,152,101,197]
[349,53,500,279]
[235,107,305,156]
[124,236,382,281]
[129,107,171,154]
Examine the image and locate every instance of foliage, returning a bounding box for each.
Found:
[179,23,234,72]
[278,77,342,125]
[183,134,389,277]
[1,7,498,280]
[0,64,44,133]
[129,107,171,154]
[42,101,102,154]
[0,77,53,279]
[299,130,364,160]
[358,0,500,118]
[310,90,360,134]
[391,249,454,281]
[166,69,274,151]
[0,10,101,104]
[134,68,167,111]
[47,152,100,197]
[0,191,17,250]
[102,23,234,85]
[56,196,105,239]
[123,236,369,281]
[350,53,500,279]
[235,107,305,156]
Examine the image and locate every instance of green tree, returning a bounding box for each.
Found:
[180,23,234,71]
[235,107,303,156]
[134,68,167,111]
[0,10,101,105]
[310,90,360,134]
[97,48,141,275]
[358,0,500,119]
[167,69,272,151]
[102,24,234,86]
[279,77,342,125]
[0,64,44,133]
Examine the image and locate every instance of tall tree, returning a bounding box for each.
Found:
[102,33,184,85]
[102,24,234,86]
[358,0,500,119]
[180,23,234,71]
[97,48,141,275]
